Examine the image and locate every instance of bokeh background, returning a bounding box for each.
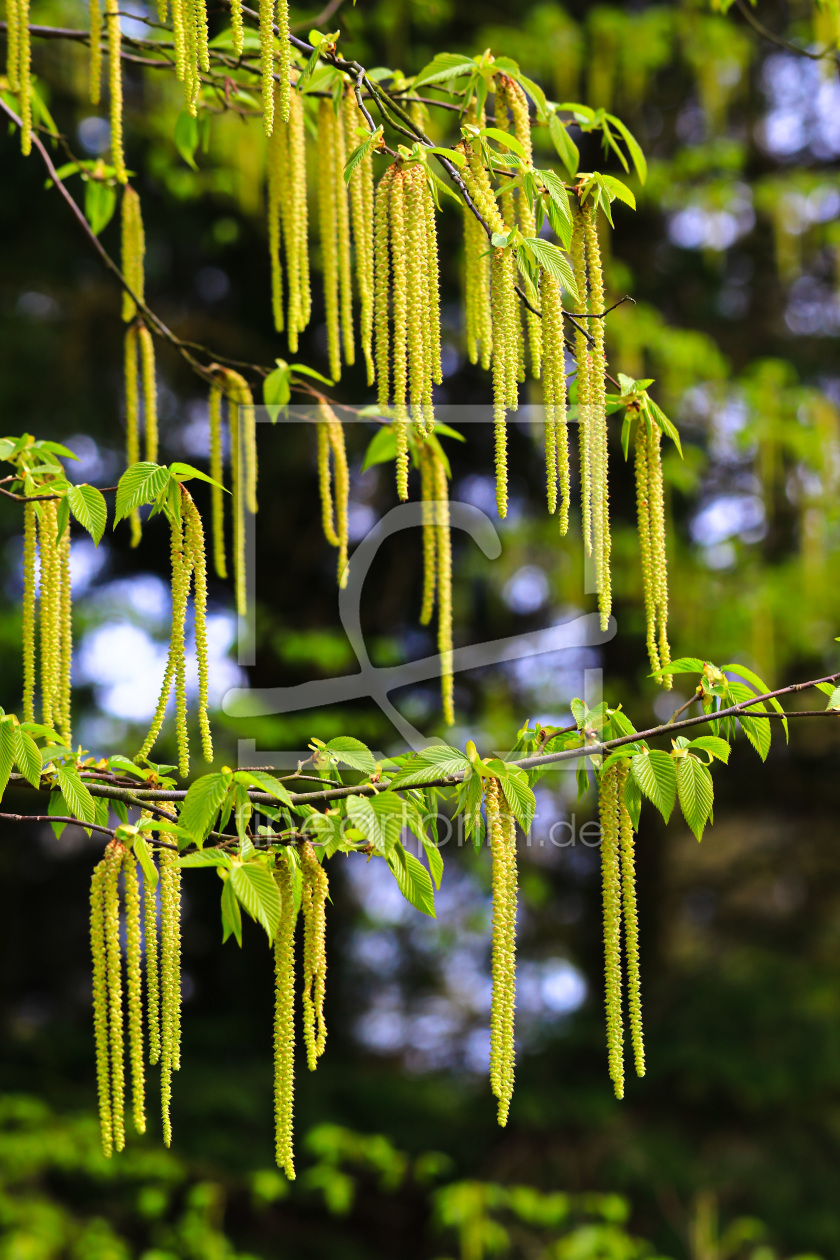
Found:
[1,0,840,1255]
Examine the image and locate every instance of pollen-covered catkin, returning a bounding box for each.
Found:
[318,101,342,383]
[122,850,146,1135]
[422,176,442,418]
[259,0,275,136]
[142,842,161,1067]
[344,92,375,384]
[374,166,394,411]
[570,204,592,555]
[222,369,256,616]
[138,325,158,463]
[17,0,32,156]
[184,493,213,763]
[105,0,126,182]
[89,0,103,104]
[647,426,672,687]
[159,843,182,1147]
[171,510,191,779]
[104,841,126,1152]
[431,448,454,726]
[273,858,296,1179]
[288,88,311,344]
[6,0,20,93]
[504,77,541,378]
[37,501,60,729]
[389,168,410,500]
[334,96,355,370]
[419,448,437,627]
[121,187,145,321]
[541,274,569,531]
[617,761,644,1078]
[599,764,624,1100]
[266,109,285,335]
[22,500,36,723]
[300,841,328,1071]
[583,203,612,632]
[315,402,349,586]
[208,385,227,580]
[58,522,72,744]
[405,166,428,431]
[124,325,142,547]
[490,248,511,518]
[487,776,517,1126]
[276,0,291,125]
[634,423,659,676]
[230,0,244,56]
[90,858,113,1157]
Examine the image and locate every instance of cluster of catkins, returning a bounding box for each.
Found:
[90,836,182,1154]
[22,497,73,743]
[597,761,644,1100]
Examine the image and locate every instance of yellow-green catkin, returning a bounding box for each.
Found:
[315,402,349,587]
[276,0,291,125]
[259,0,276,136]
[136,509,190,772]
[122,849,146,1135]
[502,76,541,378]
[104,840,127,1152]
[89,0,103,104]
[37,501,61,730]
[124,325,142,548]
[193,0,209,76]
[159,843,182,1148]
[542,274,569,532]
[16,0,32,156]
[6,0,20,93]
[22,499,36,723]
[634,422,659,677]
[289,89,311,344]
[222,369,255,616]
[461,118,493,371]
[490,248,511,518]
[90,858,113,1157]
[405,165,428,432]
[300,841,328,1071]
[422,174,442,426]
[486,776,517,1126]
[570,204,591,555]
[334,95,355,370]
[273,857,296,1179]
[230,0,244,56]
[171,0,186,90]
[105,0,126,182]
[374,166,394,413]
[58,521,72,744]
[138,325,158,463]
[143,843,161,1067]
[583,203,611,632]
[617,761,644,1078]
[390,168,410,500]
[267,108,285,334]
[344,91,375,385]
[431,448,454,726]
[208,385,227,580]
[419,447,437,627]
[184,493,213,762]
[647,425,672,687]
[121,186,145,319]
[121,187,146,541]
[318,101,343,383]
[599,764,624,1100]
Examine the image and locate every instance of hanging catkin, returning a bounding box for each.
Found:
[105,0,126,182]
[422,174,443,424]
[16,0,32,156]
[37,501,60,730]
[122,849,146,1135]
[431,446,453,726]
[121,186,144,320]
[266,87,311,349]
[104,840,127,1151]
[462,113,493,372]
[315,402,349,587]
[300,841,328,1071]
[646,425,672,687]
[389,167,410,499]
[374,164,394,400]
[541,274,569,530]
[230,0,244,56]
[344,91,375,384]
[159,843,182,1147]
[617,761,644,1078]
[498,75,541,378]
[6,0,20,93]
[208,385,227,579]
[635,423,658,677]
[334,95,355,370]
[419,447,437,628]
[583,203,612,632]
[136,508,191,774]
[124,326,142,548]
[142,838,161,1067]
[89,0,103,104]
[486,776,517,1126]
[267,92,286,335]
[405,165,428,431]
[184,492,214,762]
[570,204,592,555]
[90,857,113,1157]
[22,500,36,723]
[222,369,256,614]
[273,857,296,1178]
[317,101,343,383]
[58,522,72,744]
[138,325,158,463]
[599,764,624,1100]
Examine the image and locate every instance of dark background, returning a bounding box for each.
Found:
[1,0,839,1255]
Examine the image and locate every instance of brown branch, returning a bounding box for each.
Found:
[733,0,840,67]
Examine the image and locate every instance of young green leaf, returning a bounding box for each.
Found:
[230,862,282,941]
[344,126,383,183]
[548,112,579,177]
[413,53,475,88]
[519,238,578,301]
[0,722,14,802]
[676,754,714,841]
[631,749,676,822]
[14,727,42,789]
[133,833,159,888]
[387,844,436,917]
[67,484,107,545]
[361,425,397,471]
[55,765,96,825]
[324,736,377,776]
[179,772,232,846]
[221,877,243,946]
[115,463,168,524]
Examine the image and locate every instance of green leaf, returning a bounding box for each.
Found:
[324,737,376,776]
[13,728,42,789]
[825,686,840,710]
[651,657,706,677]
[739,709,771,762]
[0,722,14,802]
[722,663,788,739]
[264,362,291,422]
[345,794,390,852]
[179,848,234,868]
[414,53,476,88]
[230,863,282,941]
[179,772,231,846]
[344,126,382,182]
[174,109,200,170]
[630,750,676,822]
[605,113,647,184]
[548,112,579,178]
[687,736,731,764]
[624,771,642,830]
[49,789,69,839]
[362,425,397,471]
[539,169,573,249]
[221,877,243,946]
[598,173,636,211]
[133,833,158,888]
[84,180,117,236]
[389,744,469,788]
[235,770,295,809]
[479,126,528,162]
[676,754,714,841]
[519,238,578,301]
[511,71,548,121]
[67,483,107,545]
[495,766,536,834]
[55,765,96,825]
[290,364,334,385]
[427,145,466,168]
[169,462,225,490]
[115,463,168,524]
[387,843,436,917]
